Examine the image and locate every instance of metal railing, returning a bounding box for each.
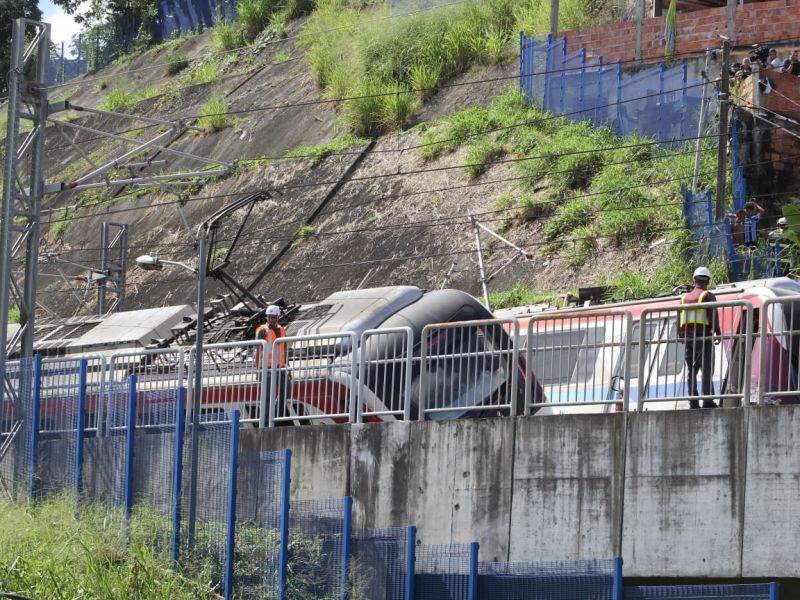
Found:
[419,319,520,419]
[758,295,800,405]
[525,310,633,413]
[14,296,800,432]
[269,332,358,426]
[357,327,414,421]
[636,301,753,410]
[189,341,269,426]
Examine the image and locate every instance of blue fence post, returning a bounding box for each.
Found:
[123,375,137,520]
[543,33,553,112]
[171,387,187,565]
[596,57,604,126]
[28,354,43,500]
[405,526,416,600]
[277,448,292,600]
[657,63,666,143]
[341,496,353,600]
[468,542,479,600]
[578,48,586,119]
[769,581,780,600]
[612,556,623,600]
[519,31,524,98]
[223,410,240,600]
[74,358,88,503]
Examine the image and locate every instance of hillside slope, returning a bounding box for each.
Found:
[27,3,702,316]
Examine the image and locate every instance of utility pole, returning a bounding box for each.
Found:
[715,38,731,220]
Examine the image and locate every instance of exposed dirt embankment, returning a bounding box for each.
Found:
[38,27,667,316]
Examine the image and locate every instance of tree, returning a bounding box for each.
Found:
[0,0,43,96]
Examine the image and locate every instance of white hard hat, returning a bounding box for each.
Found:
[693,266,711,279]
[266,305,281,316]
[778,217,787,226]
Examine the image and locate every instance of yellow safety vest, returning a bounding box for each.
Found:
[679,290,711,327]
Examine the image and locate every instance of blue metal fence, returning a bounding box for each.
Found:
[479,558,620,600]
[0,360,785,599]
[351,527,411,600]
[233,449,290,599]
[520,33,714,147]
[414,543,472,600]
[623,582,779,599]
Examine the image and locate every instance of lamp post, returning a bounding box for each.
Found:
[135,234,207,547]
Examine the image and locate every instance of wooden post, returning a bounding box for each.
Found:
[727,0,737,41]
[550,0,559,37]
[635,0,645,61]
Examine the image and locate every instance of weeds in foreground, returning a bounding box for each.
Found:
[290,224,317,248]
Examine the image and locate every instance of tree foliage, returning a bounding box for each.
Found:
[0,0,43,96]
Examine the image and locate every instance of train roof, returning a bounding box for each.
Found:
[492,277,800,321]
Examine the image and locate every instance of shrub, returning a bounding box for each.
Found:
[8,305,20,324]
[198,96,230,133]
[543,197,594,241]
[190,60,220,85]
[212,21,244,51]
[101,86,136,112]
[409,62,441,101]
[341,77,388,137]
[238,0,277,39]
[164,51,190,76]
[518,192,555,221]
[379,84,419,131]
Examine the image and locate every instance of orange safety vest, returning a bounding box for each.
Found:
[255,324,287,368]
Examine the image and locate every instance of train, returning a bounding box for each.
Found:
[4,277,800,431]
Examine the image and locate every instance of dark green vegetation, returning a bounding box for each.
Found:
[0,0,42,96]
[0,497,217,599]
[418,88,721,305]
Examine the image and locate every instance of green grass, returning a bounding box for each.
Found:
[238,0,278,39]
[284,134,371,166]
[101,86,138,112]
[290,223,316,248]
[301,0,528,136]
[273,49,292,64]
[7,305,20,324]
[198,96,230,133]
[0,496,217,599]
[212,21,245,51]
[489,281,556,309]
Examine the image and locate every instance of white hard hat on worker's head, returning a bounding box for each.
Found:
[266,305,281,316]
[693,266,711,280]
[778,217,788,226]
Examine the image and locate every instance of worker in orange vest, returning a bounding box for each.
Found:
[255,305,289,420]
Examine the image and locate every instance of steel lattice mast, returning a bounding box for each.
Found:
[1,20,50,396]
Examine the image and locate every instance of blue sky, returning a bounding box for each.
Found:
[40,0,84,52]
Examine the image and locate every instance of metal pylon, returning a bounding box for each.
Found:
[97,222,128,314]
[1,20,50,401]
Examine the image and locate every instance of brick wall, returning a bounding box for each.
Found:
[560,0,799,64]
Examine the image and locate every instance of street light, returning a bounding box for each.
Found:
[135,252,198,274]
[135,237,207,547]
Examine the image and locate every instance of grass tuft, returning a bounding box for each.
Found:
[198,96,230,133]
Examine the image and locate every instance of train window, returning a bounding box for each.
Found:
[626,321,658,379]
[529,330,586,385]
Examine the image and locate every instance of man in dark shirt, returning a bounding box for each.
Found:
[679,267,722,409]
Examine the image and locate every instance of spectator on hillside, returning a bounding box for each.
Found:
[787,50,800,76]
[769,48,783,70]
[738,57,753,79]
[742,201,766,247]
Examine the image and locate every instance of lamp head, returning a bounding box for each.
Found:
[135,252,163,271]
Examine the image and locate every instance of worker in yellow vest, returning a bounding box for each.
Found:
[255,305,289,420]
[678,267,722,409]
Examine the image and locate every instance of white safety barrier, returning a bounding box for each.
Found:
[108,347,186,429]
[758,295,800,405]
[187,340,269,425]
[524,310,633,414]
[269,332,358,426]
[636,301,753,410]
[419,319,520,419]
[357,327,414,421]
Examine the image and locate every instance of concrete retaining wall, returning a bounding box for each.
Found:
[247,406,800,578]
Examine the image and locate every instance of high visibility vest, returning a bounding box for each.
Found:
[255,324,287,368]
[679,290,711,328]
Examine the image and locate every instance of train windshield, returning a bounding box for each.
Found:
[422,323,512,419]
